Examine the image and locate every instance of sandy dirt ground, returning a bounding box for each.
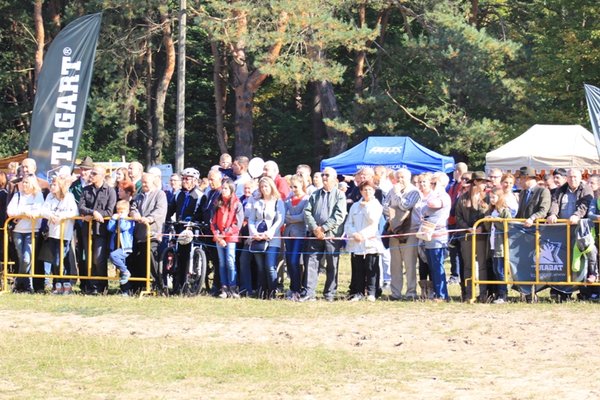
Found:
[2,303,600,399]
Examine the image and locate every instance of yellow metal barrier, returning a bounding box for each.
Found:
[469,217,593,303]
[1,215,153,295]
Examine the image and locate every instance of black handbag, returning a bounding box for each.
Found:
[249,239,269,253]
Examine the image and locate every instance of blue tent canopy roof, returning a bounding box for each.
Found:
[320,136,455,175]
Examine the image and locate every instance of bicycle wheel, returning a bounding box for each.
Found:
[159,247,177,293]
[191,246,208,295]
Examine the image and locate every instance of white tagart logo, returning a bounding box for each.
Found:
[63,47,72,56]
[369,146,402,154]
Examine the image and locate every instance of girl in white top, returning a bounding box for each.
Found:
[38,175,79,293]
[6,175,45,292]
[344,180,385,302]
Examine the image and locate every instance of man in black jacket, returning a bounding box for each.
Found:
[78,165,117,294]
[166,167,204,294]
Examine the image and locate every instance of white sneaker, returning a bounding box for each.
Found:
[52,283,63,295]
[366,295,376,302]
[492,298,506,304]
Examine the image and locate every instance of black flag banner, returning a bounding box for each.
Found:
[28,13,102,179]
[585,83,600,161]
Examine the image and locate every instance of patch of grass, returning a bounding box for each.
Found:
[0,330,452,398]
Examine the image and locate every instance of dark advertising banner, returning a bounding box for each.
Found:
[28,13,102,179]
[585,84,600,161]
[507,223,587,294]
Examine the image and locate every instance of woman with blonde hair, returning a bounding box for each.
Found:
[248,176,285,299]
[7,175,44,292]
[38,175,79,294]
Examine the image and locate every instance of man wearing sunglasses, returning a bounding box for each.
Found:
[301,167,347,302]
[78,165,117,295]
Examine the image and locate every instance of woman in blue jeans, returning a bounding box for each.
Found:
[38,175,79,294]
[248,177,285,299]
[7,175,44,292]
[211,180,244,298]
[283,174,309,300]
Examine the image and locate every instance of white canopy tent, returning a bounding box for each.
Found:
[485,124,600,172]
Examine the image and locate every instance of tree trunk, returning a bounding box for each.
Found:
[470,0,479,27]
[232,60,254,158]
[212,40,229,154]
[33,0,44,91]
[153,2,176,165]
[231,10,289,158]
[318,80,347,156]
[353,4,367,96]
[311,82,327,167]
[145,35,153,168]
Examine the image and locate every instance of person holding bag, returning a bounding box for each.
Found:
[248,177,285,299]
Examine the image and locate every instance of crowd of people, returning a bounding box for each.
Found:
[1,154,598,302]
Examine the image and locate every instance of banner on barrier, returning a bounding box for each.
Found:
[507,223,587,294]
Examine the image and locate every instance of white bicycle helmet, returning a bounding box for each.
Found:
[177,229,194,245]
[181,167,200,180]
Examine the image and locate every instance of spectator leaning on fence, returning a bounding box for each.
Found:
[38,175,79,294]
[78,165,117,295]
[130,172,168,293]
[455,171,491,302]
[546,168,596,300]
[7,174,44,293]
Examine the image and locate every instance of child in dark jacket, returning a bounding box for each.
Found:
[108,200,135,285]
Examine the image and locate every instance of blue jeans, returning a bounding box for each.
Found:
[109,248,130,275]
[425,247,449,300]
[43,238,71,284]
[253,246,279,298]
[284,238,303,293]
[217,242,237,287]
[239,244,254,295]
[492,257,507,300]
[13,232,33,290]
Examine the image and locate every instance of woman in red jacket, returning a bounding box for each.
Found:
[211,180,244,298]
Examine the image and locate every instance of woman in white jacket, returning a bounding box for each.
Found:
[38,175,79,294]
[7,174,45,292]
[344,180,385,302]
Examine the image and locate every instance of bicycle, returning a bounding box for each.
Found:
[159,220,209,296]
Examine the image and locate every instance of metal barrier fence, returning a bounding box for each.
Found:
[469,217,598,303]
[1,215,152,294]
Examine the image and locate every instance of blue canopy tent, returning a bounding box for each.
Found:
[320,136,455,175]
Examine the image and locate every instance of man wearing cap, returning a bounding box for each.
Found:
[551,168,567,196]
[70,156,94,203]
[166,167,204,294]
[516,167,551,228]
